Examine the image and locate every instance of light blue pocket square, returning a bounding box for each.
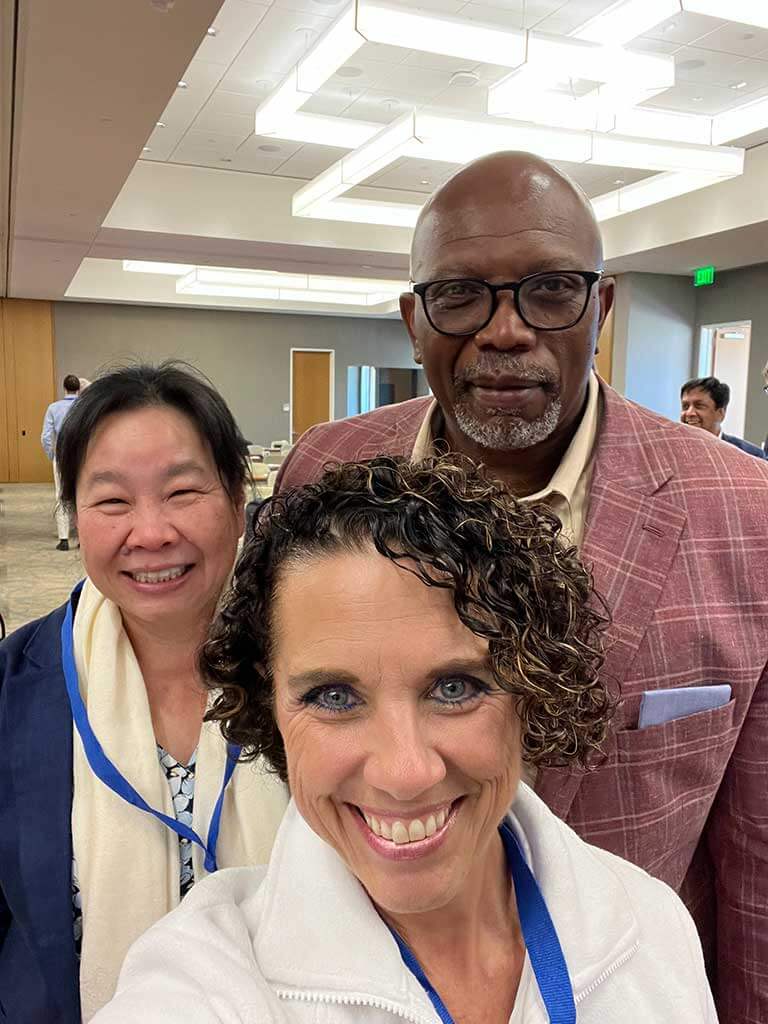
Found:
[638,685,732,729]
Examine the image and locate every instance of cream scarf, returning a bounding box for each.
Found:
[71,578,289,1021]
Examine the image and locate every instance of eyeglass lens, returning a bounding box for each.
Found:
[424,273,591,333]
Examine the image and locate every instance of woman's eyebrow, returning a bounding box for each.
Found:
[285,668,360,691]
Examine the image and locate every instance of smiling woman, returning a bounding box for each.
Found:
[93,455,717,1024]
[0,363,287,1023]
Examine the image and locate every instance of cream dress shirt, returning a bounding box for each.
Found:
[411,371,601,548]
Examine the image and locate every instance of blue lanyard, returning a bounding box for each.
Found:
[389,821,576,1024]
[60,580,241,872]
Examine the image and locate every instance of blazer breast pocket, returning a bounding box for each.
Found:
[615,696,738,766]
[604,698,740,876]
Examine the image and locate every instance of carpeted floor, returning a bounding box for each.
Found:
[0,483,83,636]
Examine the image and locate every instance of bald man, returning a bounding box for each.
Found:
[276,152,768,1023]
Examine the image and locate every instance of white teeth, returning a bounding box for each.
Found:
[361,804,453,845]
[132,566,186,584]
[391,822,410,845]
[408,819,426,842]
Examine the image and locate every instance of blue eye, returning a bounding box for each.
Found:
[430,676,489,708]
[301,684,361,714]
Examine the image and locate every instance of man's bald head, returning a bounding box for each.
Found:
[411,151,603,280]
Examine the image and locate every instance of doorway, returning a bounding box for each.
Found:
[290,349,334,442]
[697,321,751,439]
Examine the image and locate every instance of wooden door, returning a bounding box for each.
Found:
[595,302,614,385]
[291,349,333,441]
[0,300,56,482]
[0,312,10,481]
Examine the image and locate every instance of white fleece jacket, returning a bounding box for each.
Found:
[94,785,717,1024]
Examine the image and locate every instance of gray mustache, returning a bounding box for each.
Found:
[454,358,559,388]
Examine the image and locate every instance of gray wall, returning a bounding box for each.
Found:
[54,302,416,443]
[694,263,768,446]
[612,273,696,422]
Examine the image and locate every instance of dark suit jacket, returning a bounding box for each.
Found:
[722,432,766,459]
[0,604,80,1023]
[276,380,768,1024]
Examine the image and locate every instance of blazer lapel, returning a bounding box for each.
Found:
[536,384,687,818]
[9,606,79,1015]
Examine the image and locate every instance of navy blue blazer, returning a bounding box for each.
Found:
[722,432,766,459]
[0,602,80,1023]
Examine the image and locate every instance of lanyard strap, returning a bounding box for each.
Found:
[390,821,576,1024]
[61,581,241,872]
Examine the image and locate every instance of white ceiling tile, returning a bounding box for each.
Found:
[230,135,304,172]
[458,0,562,31]
[400,49,477,72]
[156,60,230,137]
[674,45,752,86]
[630,37,681,56]
[192,1,270,65]
[357,42,412,65]
[302,85,369,116]
[271,0,349,15]
[535,0,618,37]
[366,156,458,191]
[644,11,726,47]
[342,90,417,120]
[201,90,262,117]
[357,64,452,96]
[328,57,402,91]
[275,143,349,177]
[642,79,749,115]
[225,6,336,82]
[168,130,248,167]
[694,23,768,58]
[191,108,255,136]
[427,82,489,114]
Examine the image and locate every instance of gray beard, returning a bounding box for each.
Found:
[452,391,562,452]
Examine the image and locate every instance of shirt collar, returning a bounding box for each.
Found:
[411,371,601,506]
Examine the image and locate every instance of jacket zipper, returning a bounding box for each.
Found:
[277,940,641,1022]
[574,941,640,1005]
[276,988,436,1023]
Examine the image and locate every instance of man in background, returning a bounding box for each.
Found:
[40,373,80,550]
[681,375,765,458]
[276,151,768,1023]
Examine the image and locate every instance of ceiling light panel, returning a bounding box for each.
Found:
[122,260,194,275]
[712,94,768,144]
[590,170,736,221]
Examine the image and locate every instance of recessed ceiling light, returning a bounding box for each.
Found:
[614,178,624,185]
[337,66,363,78]
[730,80,748,89]
[420,178,430,185]
[692,96,704,102]
[742,33,756,40]
[220,157,233,163]
[156,121,167,128]
[663,21,677,31]
[142,146,151,152]
[449,70,480,87]
[177,80,188,89]
[206,26,217,36]
[258,143,281,152]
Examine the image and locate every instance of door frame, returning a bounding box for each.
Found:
[289,347,335,441]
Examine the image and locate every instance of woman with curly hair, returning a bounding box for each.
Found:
[95,455,715,1024]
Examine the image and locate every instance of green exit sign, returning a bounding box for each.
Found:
[694,265,715,287]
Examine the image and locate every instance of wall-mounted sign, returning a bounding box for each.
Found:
[693,265,715,287]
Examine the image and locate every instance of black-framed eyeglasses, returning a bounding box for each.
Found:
[412,270,602,337]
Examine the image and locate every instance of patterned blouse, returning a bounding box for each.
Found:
[72,744,197,956]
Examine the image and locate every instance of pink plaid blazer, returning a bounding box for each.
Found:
[276,380,768,1023]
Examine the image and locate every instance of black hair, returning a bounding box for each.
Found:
[202,454,613,781]
[56,361,249,512]
[63,375,80,393]
[681,376,730,410]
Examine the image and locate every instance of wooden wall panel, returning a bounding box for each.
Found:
[595,302,615,385]
[0,300,55,483]
[0,310,10,482]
